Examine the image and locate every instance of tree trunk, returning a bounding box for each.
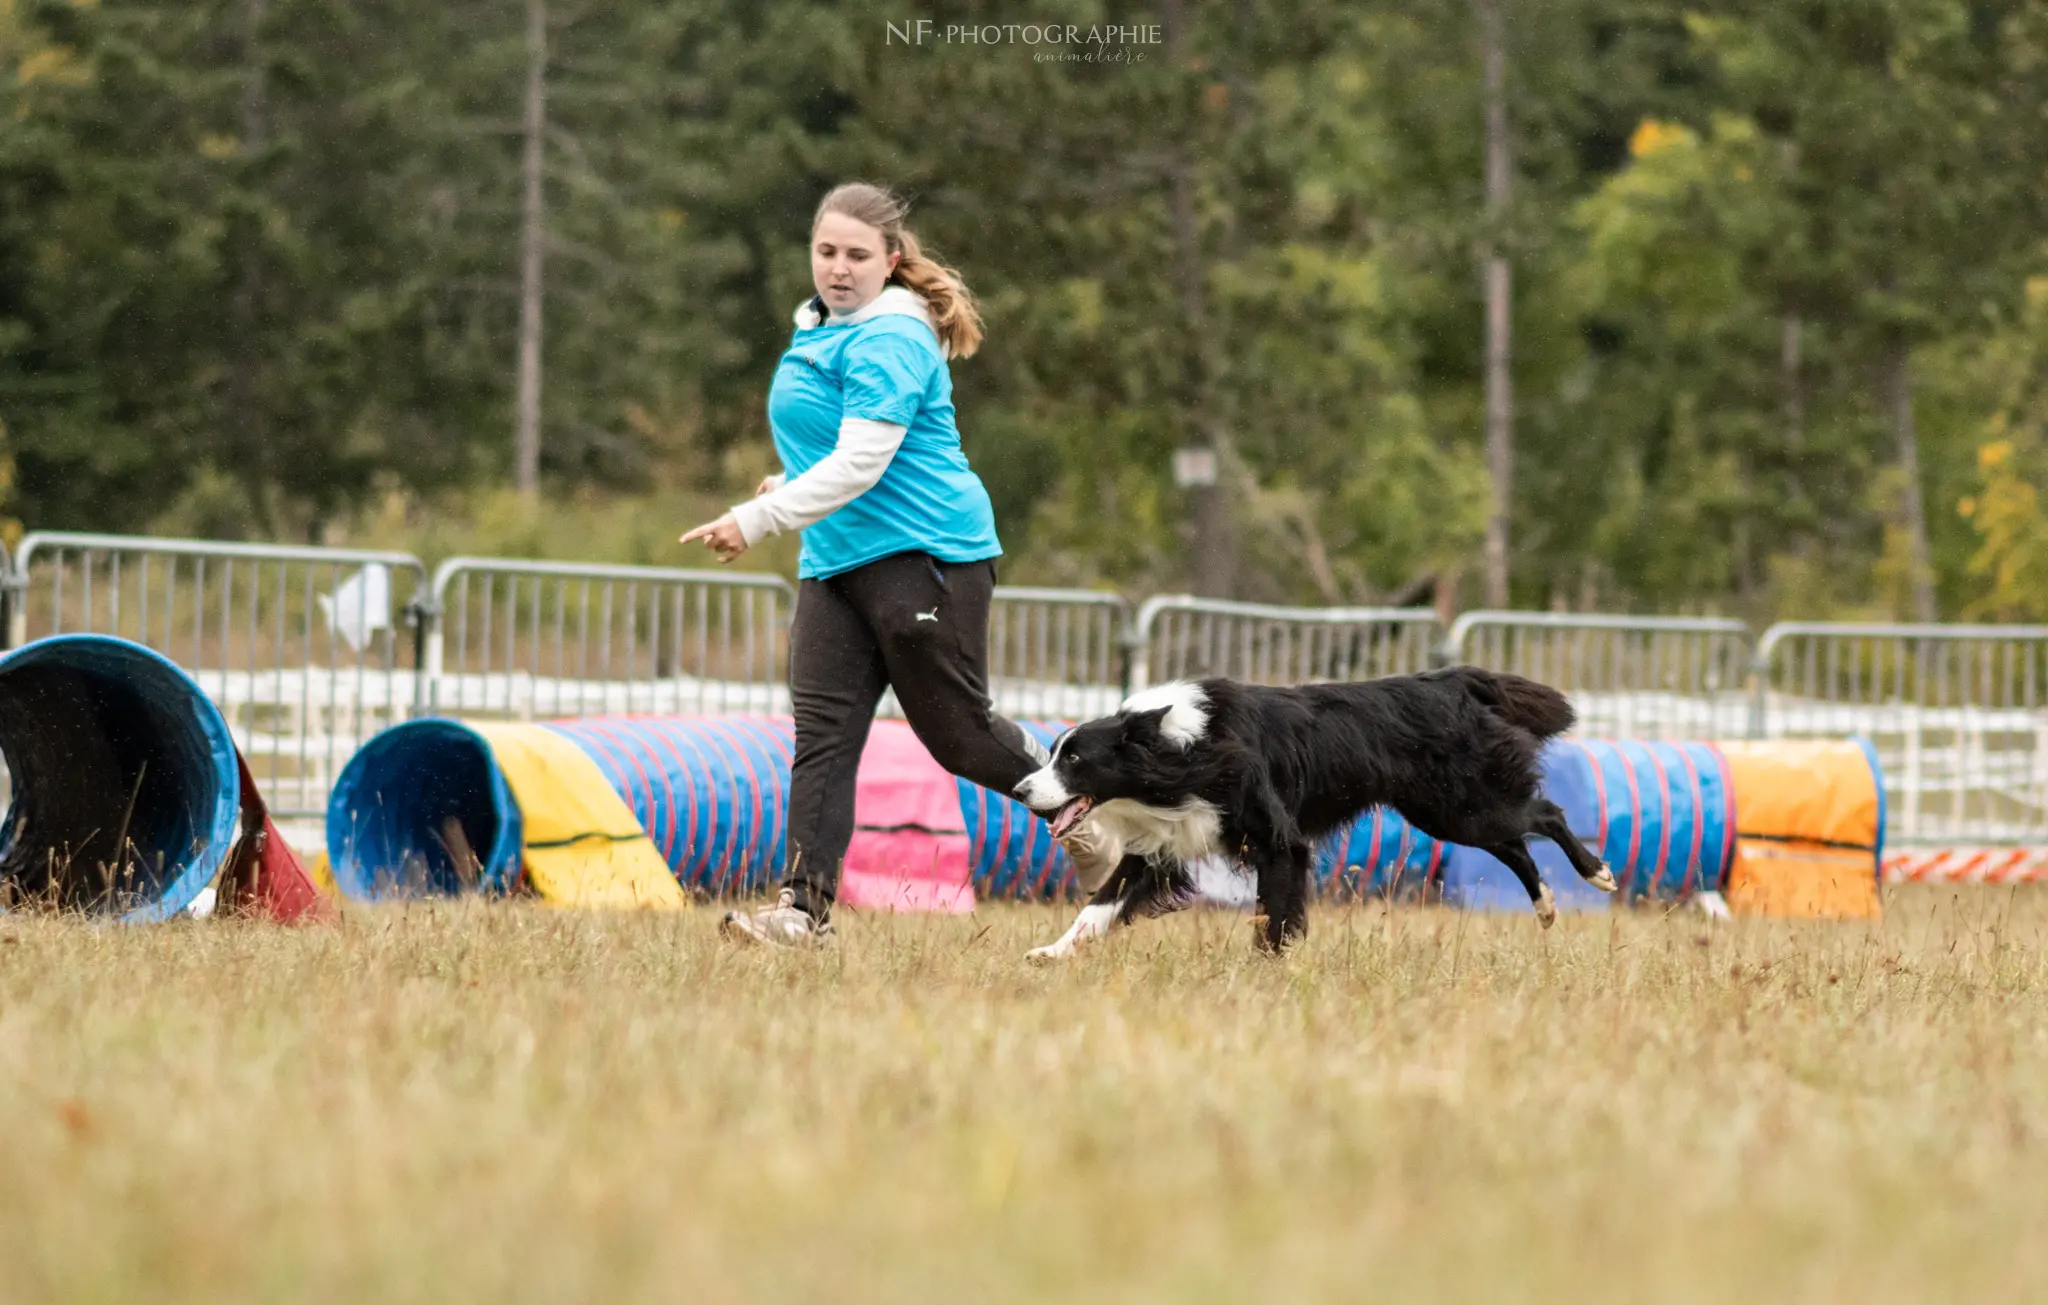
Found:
[1173,163,1237,601]
[1885,336,1938,622]
[1782,314,1803,449]
[229,0,269,527]
[1780,312,1818,566]
[1479,0,1512,608]
[1162,0,1236,600]
[515,0,547,499]
[1433,561,1463,629]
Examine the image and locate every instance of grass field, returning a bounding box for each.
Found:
[0,887,2043,1303]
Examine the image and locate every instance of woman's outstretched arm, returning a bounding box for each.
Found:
[728,417,907,546]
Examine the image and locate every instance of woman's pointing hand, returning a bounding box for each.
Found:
[680,514,748,564]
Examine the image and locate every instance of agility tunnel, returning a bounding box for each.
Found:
[326,718,777,908]
[913,732,1874,915]
[966,733,1741,911]
[1435,741,1737,915]
[332,714,1056,910]
[329,714,984,912]
[0,635,327,922]
[327,712,1883,918]
[1303,737,1878,918]
[1718,739,1884,918]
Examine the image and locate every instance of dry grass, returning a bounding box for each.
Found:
[0,887,2042,1302]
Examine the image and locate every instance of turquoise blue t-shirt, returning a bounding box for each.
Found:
[767,307,1003,580]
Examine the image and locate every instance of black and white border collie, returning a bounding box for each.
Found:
[1014,667,1617,959]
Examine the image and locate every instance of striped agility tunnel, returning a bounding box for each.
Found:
[1430,740,1739,915]
[326,717,793,909]
[986,737,1747,915]
[327,714,1888,918]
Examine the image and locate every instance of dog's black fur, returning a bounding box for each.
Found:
[1015,666,1612,954]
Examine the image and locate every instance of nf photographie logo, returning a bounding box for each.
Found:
[886,19,1161,63]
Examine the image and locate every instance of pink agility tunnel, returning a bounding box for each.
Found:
[551,716,982,910]
[836,720,979,912]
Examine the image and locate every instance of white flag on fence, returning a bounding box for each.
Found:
[318,564,392,653]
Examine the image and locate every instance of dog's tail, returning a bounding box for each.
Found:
[1453,667,1576,739]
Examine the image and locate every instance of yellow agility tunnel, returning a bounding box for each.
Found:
[325,718,716,909]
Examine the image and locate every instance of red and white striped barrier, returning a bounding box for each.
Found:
[1884,846,2048,884]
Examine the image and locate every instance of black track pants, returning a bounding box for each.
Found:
[782,551,1046,918]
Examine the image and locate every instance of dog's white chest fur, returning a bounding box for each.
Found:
[1090,797,1226,863]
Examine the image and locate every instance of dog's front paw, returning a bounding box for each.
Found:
[1587,863,1618,893]
[1025,941,1071,963]
[1533,882,1558,929]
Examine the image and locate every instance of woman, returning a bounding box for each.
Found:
[681,182,1117,944]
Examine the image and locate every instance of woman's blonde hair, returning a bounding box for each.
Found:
[813,182,985,359]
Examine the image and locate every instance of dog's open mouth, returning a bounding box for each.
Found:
[1047,796,1095,840]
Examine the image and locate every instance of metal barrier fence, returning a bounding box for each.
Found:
[3,530,2047,852]
[1754,623,2048,847]
[1445,613,2048,849]
[423,557,795,720]
[3,532,430,818]
[1444,611,1756,739]
[1128,595,1442,693]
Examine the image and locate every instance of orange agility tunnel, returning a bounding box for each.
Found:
[1718,738,1885,918]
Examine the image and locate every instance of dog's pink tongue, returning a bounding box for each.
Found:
[1049,798,1092,840]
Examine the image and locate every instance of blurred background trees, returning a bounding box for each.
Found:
[4,0,2047,621]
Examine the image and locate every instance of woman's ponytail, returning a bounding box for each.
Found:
[889,229,984,360]
[814,182,985,359]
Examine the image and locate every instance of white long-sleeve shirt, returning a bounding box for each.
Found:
[728,416,907,547]
[727,287,936,548]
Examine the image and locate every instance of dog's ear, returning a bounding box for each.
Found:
[1118,705,1172,745]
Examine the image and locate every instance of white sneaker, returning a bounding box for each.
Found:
[1694,890,1733,920]
[1056,816,1125,893]
[719,888,834,947]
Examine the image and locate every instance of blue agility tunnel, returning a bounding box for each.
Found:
[327,716,793,901]
[1316,810,1453,902]
[546,716,792,896]
[1437,740,1735,914]
[0,635,240,921]
[337,714,1033,903]
[965,733,1733,910]
[958,721,1072,899]
[325,719,525,898]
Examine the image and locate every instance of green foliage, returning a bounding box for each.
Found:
[1963,433,2048,622]
[1949,280,2048,622]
